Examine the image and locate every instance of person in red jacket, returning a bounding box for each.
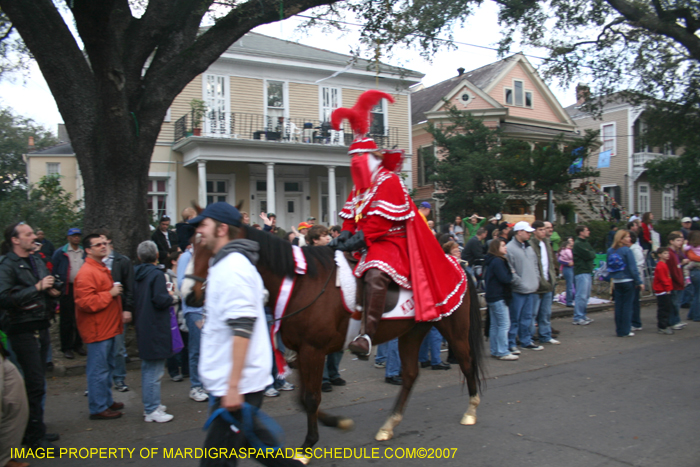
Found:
[653,248,673,335]
[74,233,125,420]
[667,232,688,330]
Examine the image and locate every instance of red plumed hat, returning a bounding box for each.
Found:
[331,90,395,137]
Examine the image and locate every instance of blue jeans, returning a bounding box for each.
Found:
[613,281,635,336]
[532,292,553,342]
[669,290,681,326]
[113,325,127,384]
[86,338,116,415]
[631,287,642,328]
[419,327,442,365]
[508,292,535,348]
[562,266,575,306]
[322,351,343,383]
[690,269,700,321]
[385,338,400,378]
[488,300,511,357]
[141,359,166,414]
[681,282,694,309]
[574,274,592,322]
[375,343,387,364]
[186,312,204,388]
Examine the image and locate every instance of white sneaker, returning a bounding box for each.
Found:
[497,354,519,361]
[264,387,280,397]
[278,381,295,391]
[144,409,174,423]
[189,387,209,402]
[143,404,167,416]
[508,347,522,355]
[631,326,643,331]
[671,323,687,330]
[543,338,561,345]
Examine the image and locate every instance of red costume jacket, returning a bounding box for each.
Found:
[340,167,466,321]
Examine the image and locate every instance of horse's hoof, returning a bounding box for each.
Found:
[375,428,393,441]
[337,417,354,431]
[460,414,477,425]
[294,454,311,465]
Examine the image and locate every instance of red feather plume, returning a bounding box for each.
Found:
[330,90,395,135]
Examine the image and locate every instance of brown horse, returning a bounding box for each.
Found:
[183,225,484,450]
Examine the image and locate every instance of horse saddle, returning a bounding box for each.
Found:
[343,252,400,313]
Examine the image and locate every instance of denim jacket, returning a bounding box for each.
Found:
[606,247,642,286]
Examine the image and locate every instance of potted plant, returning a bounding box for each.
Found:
[190,99,207,136]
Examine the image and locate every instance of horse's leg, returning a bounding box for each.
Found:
[375,323,431,441]
[296,345,326,451]
[435,301,484,426]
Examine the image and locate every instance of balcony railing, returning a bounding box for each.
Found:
[633,151,666,167]
[173,111,399,149]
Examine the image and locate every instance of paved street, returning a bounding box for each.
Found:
[22,303,700,466]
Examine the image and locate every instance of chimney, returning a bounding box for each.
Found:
[457,67,465,76]
[576,83,590,105]
[28,136,35,152]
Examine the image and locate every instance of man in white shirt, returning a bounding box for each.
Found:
[190,202,301,467]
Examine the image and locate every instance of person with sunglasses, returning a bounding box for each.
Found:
[73,234,125,420]
[0,221,61,449]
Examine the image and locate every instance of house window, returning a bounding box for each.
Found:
[46,162,60,176]
[147,178,168,221]
[204,74,228,135]
[601,123,615,155]
[266,80,286,130]
[662,188,674,220]
[370,101,386,136]
[417,146,433,187]
[284,182,301,192]
[514,80,524,106]
[206,179,228,205]
[320,87,340,123]
[633,119,648,153]
[164,107,171,123]
[664,143,675,155]
[638,183,650,213]
[505,88,513,105]
[256,180,267,192]
[525,91,533,108]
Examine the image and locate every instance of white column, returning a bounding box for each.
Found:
[198,160,207,207]
[327,165,337,225]
[265,162,275,215]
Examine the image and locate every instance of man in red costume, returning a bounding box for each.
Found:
[332,91,466,358]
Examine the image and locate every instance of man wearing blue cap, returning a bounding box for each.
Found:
[190,203,301,466]
[52,227,87,359]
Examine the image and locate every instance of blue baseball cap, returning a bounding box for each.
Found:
[188,202,242,227]
[67,228,82,236]
[420,201,431,209]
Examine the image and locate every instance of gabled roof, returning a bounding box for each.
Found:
[31,142,74,155]
[564,93,635,119]
[225,32,424,80]
[411,56,516,124]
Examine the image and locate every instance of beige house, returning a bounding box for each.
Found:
[410,54,577,222]
[25,32,423,230]
[565,91,680,220]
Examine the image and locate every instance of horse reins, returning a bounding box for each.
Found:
[270,261,336,322]
[185,262,337,323]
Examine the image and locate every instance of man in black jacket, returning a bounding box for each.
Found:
[96,229,134,392]
[0,222,61,449]
[462,227,488,274]
[151,215,179,265]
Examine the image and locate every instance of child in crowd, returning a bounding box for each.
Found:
[653,247,673,335]
[682,231,700,286]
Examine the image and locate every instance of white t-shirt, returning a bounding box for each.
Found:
[199,251,273,397]
[539,240,549,281]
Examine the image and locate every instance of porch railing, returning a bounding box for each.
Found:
[173,111,399,149]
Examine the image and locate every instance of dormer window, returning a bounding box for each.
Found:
[504,79,533,108]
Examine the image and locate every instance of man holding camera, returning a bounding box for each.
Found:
[0,221,61,449]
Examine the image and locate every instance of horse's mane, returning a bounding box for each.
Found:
[243,225,333,278]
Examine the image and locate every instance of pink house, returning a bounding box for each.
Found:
[411,54,577,222]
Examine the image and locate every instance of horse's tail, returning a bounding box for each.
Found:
[467,273,486,392]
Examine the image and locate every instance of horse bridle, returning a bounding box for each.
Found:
[185,263,336,322]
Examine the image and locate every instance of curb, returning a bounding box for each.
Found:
[550,296,656,320]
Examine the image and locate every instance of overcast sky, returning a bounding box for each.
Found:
[0,2,578,133]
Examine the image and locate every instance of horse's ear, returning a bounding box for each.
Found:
[236,200,244,211]
[191,201,203,214]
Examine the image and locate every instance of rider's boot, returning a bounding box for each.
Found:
[348,269,390,357]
